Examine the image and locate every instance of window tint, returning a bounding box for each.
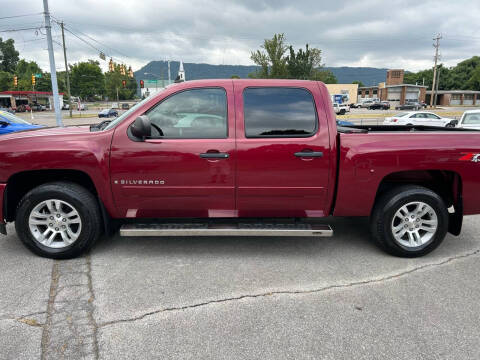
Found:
[145,88,227,139]
[243,87,317,137]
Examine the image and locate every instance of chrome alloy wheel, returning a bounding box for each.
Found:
[391,201,438,248]
[28,199,82,249]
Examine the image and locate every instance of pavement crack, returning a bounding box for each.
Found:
[98,248,480,328]
[40,256,99,360]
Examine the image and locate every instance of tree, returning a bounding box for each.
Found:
[466,66,480,90]
[230,74,240,79]
[15,59,43,91]
[311,69,337,84]
[0,38,19,73]
[105,64,136,100]
[286,44,321,79]
[250,33,289,78]
[352,80,364,87]
[0,71,13,91]
[70,60,105,100]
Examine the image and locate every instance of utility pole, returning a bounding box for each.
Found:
[168,60,171,84]
[434,66,441,107]
[60,21,72,118]
[43,0,63,127]
[430,34,441,108]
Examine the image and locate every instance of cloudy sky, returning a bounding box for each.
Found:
[1,0,480,73]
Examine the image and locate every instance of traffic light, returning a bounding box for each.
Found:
[120,65,126,76]
[31,74,36,86]
[122,80,126,88]
[108,58,114,72]
[13,76,17,87]
[128,66,133,78]
[140,80,144,88]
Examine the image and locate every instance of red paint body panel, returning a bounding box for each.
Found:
[333,132,480,216]
[232,80,335,217]
[0,79,480,225]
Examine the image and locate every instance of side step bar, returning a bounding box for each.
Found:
[120,223,333,237]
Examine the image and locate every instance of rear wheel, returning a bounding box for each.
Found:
[370,185,448,257]
[15,182,102,259]
[339,109,346,115]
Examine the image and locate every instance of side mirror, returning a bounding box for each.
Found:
[0,121,9,127]
[130,115,151,140]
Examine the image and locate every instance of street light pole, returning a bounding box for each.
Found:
[43,0,63,127]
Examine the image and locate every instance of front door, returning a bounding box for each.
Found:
[110,83,236,218]
[233,82,332,218]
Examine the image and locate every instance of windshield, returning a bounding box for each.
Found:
[462,113,480,125]
[104,95,154,130]
[0,111,30,124]
[99,109,109,114]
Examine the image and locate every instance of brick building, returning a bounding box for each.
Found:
[358,69,427,108]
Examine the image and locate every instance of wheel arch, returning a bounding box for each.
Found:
[373,170,463,235]
[4,170,111,233]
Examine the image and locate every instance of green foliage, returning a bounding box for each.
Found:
[250,33,289,78]
[105,64,136,100]
[286,44,321,79]
[0,38,19,73]
[250,34,337,83]
[352,80,365,87]
[15,59,43,90]
[70,60,105,100]
[404,56,480,91]
[230,74,240,79]
[311,69,338,84]
[0,71,13,91]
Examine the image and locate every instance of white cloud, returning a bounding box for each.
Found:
[1,0,479,73]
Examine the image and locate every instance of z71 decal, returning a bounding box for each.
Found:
[459,153,480,162]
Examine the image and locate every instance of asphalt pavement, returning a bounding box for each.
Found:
[1,216,479,359]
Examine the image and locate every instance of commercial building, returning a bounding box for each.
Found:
[0,91,64,110]
[425,90,480,106]
[357,69,427,108]
[325,83,358,104]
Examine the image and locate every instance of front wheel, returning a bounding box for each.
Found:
[370,185,448,257]
[15,182,102,259]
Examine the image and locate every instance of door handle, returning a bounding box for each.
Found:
[294,151,323,158]
[200,152,229,159]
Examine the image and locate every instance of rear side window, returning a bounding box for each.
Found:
[243,87,317,138]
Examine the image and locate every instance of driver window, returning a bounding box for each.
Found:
[145,88,227,139]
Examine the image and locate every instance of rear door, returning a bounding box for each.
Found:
[233,82,331,217]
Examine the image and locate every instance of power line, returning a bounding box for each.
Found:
[0,12,43,21]
[0,26,43,33]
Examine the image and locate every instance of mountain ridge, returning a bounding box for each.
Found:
[134,61,388,86]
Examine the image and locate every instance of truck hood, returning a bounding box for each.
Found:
[0,125,91,142]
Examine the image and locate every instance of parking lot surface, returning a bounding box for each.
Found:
[1,216,479,359]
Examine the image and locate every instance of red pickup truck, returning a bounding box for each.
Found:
[0,79,479,259]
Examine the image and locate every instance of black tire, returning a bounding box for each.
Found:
[339,109,346,115]
[15,182,102,259]
[370,185,448,257]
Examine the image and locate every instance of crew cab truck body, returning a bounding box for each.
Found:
[0,79,479,259]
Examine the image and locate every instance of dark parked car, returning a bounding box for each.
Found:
[395,101,422,111]
[98,108,118,118]
[121,103,130,110]
[368,101,390,110]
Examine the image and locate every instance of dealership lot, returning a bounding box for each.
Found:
[1,216,479,359]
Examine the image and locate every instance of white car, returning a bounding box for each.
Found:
[456,110,480,130]
[383,111,454,127]
[332,103,350,115]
